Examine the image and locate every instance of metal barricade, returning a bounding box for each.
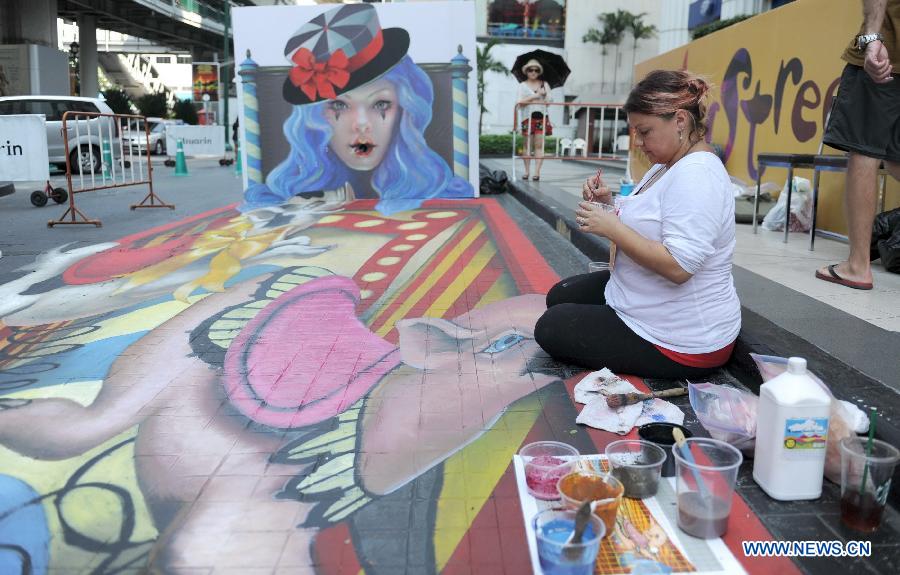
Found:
[512,101,629,181]
[49,111,174,227]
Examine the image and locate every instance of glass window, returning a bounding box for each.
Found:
[0,101,26,115]
[24,100,60,121]
[69,101,100,114]
[177,56,191,64]
[487,0,565,40]
[157,56,172,64]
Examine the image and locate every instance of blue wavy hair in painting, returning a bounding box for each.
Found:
[241,56,472,215]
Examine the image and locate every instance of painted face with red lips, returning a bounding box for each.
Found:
[324,78,400,171]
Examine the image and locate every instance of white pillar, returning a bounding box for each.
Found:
[78,15,98,98]
[659,0,692,54]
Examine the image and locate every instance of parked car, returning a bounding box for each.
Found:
[0,95,121,174]
[124,118,182,156]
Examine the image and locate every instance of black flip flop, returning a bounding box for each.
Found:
[814,264,873,290]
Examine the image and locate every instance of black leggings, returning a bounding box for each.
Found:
[534,271,725,379]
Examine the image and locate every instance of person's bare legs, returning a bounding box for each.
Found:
[522,134,532,179]
[818,152,881,285]
[534,134,545,179]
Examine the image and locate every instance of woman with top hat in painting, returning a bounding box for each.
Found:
[241,3,472,215]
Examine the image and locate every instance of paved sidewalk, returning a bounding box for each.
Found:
[0,159,895,574]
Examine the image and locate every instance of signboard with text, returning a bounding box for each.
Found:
[165,125,225,157]
[0,115,50,181]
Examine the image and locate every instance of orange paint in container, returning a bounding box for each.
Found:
[557,471,624,537]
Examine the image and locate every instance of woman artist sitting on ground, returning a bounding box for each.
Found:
[535,70,741,379]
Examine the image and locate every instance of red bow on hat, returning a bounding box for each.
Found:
[289,48,351,101]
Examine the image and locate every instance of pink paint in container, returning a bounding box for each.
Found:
[521,441,580,500]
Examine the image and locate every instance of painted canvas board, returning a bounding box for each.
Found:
[232,2,479,215]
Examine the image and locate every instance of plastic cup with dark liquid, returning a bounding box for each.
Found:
[839,436,900,532]
[672,437,743,539]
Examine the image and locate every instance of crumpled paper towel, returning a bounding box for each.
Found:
[574,368,685,434]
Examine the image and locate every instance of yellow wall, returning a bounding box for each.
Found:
[633,0,899,233]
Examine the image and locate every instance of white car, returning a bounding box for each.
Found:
[125,118,183,156]
[0,95,123,174]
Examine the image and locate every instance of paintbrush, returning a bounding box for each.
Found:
[673,427,711,498]
[604,387,687,408]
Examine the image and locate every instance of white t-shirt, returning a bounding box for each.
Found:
[604,152,741,353]
[517,81,551,119]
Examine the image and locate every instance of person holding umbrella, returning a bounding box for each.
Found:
[513,50,569,182]
[516,59,551,181]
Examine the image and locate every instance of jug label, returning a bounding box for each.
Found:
[782,417,828,450]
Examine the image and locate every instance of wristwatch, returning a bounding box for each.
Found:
[856,32,884,51]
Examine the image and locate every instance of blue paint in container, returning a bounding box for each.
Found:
[533,510,604,575]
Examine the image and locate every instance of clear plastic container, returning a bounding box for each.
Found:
[557,471,623,537]
[672,437,743,539]
[521,441,579,500]
[605,440,666,498]
[533,508,605,575]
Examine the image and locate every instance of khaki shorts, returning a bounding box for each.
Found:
[823,64,900,163]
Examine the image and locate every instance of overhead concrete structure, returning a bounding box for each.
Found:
[56,0,253,59]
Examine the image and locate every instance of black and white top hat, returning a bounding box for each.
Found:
[283,4,410,105]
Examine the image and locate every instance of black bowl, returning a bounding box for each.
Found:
[637,422,694,477]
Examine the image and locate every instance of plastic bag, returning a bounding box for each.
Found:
[729,175,779,200]
[749,353,863,484]
[870,207,900,259]
[760,176,813,232]
[478,167,508,195]
[688,382,758,455]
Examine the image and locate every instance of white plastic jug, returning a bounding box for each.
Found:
[753,357,832,500]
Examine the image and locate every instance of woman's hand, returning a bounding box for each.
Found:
[575,201,618,237]
[582,173,612,204]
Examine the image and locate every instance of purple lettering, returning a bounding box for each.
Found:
[791,80,821,142]
[773,58,803,134]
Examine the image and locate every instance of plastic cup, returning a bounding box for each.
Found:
[839,437,900,532]
[672,437,743,539]
[557,470,623,537]
[638,422,693,477]
[533,508,605,575]
[587,261,611,274]
[589,201,618,215]
[605,440,667,498]
[619,183,636,196]
[521,441,579,500]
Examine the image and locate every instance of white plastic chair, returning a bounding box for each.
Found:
[571,138,587,157]
[557,137,573,157]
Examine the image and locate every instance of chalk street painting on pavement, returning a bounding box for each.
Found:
[0,194,597,573]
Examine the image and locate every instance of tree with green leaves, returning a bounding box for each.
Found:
[626,13,657,86]
[134,92,168,118]
[173,99,199,125]
[582,27,616,91]
[602,10,630,92]
[584,10,629,93]
[101,88,134,115]
[476,39,509,135]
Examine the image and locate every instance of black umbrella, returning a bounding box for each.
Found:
[512,49,571,89]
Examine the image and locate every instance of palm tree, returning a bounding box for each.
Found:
[476,39,509,134]
[601,10,630,93]
[582,26,616,92]
[627,13,657,86]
